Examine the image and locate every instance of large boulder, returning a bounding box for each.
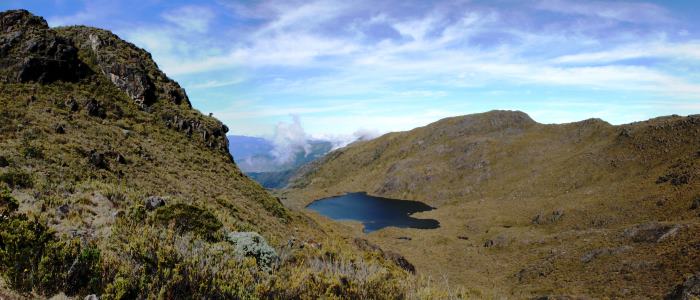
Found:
[227,232,278,271]
[0,10,88,83]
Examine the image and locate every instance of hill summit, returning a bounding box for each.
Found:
[284,109,700,298]
[0,10,422,299]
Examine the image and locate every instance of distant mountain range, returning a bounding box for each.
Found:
[228,135,333,188]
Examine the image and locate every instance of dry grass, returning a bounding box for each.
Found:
[284,110,700,298]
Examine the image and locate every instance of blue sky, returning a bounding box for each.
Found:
[3,0,700,138]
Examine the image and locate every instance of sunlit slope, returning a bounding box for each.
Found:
[286,110,700,298]
[0,10,423,299]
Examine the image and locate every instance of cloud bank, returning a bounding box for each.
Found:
[18,0,700,137]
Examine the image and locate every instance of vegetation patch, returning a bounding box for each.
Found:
[0,169,33,188]
[0,188,18,218]
[0,213,101,296]
[153,203,223,240]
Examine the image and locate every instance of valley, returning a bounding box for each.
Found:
[1,3,699,299]
[283,110,700,298]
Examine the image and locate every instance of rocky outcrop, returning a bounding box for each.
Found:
[0,10,89,83]
[623,223,683,243]
[532,209,565,225]
[163,114,230,156]
[56,26,190,108]
[144,196,166,211]
[580,246,631,263]
[666,272,700,300]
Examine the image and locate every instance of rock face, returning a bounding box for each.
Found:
[532,209,565,225]
[144,196,166,211]
[666,272,700,300]
[163,114,230,155]
[0,10,230,158]
[0,10,89,83]
[56,26,190,108]
[580,246,631,263]
[623,223,683,243]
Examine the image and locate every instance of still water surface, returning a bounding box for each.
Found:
[306,192,440,233]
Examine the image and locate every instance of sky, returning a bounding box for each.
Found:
[3,0,700,139]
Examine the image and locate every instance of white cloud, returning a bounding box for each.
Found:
[552,41,700,64]
[536,0,672,24]
[270,115,311,164]
[102,0,700,137]
[188,78,245,89]
[161,5,215,33]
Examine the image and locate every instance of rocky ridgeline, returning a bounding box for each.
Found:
[0,10,89,83]
[0,9,230,157]
[163,113,230,155]
[57,26,190,108]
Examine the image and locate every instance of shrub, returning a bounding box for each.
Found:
[227,232,278,271]
[0,169,33,188]
[153,203,223,240]
[0,214,102,296]
[0,187,18,218]
[0,214,59,292]
[21,145,44,159]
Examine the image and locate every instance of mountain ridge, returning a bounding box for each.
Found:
[0,10,422,299]
[284,109,700,298]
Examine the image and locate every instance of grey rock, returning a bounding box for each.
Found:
[384,250,416,274]
[115,153,127,164]
[84,294,98,300]
[65,98,79,112]
[227,232,278,271]
[623,222,683,243]
[54,124,65,134]
[57,27,190,107]
[0,10,89,84]
[691,197,700,210]
[484,236,509,248]
[84,99,105,118]
[666,272,700,300]
[533,209,564,225]
[144,196,166,210]
[581,246,632,263]
[88,151,106,169]
[353,237,382,253]
[517,260,554,283]
[57,204,69,216]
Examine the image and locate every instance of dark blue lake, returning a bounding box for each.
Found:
[306,192,440,233]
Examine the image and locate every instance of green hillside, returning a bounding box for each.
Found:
[0,10,425,299]
[285,110,700,298]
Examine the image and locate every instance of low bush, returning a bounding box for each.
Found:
[21,145,44,159]
[0,213,102,296]
[0,187,18,217]
[0,168,33,188]
[153,203,223,240]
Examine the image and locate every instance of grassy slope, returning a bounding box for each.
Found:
[284,110,700,298]
[0,12,424,299]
